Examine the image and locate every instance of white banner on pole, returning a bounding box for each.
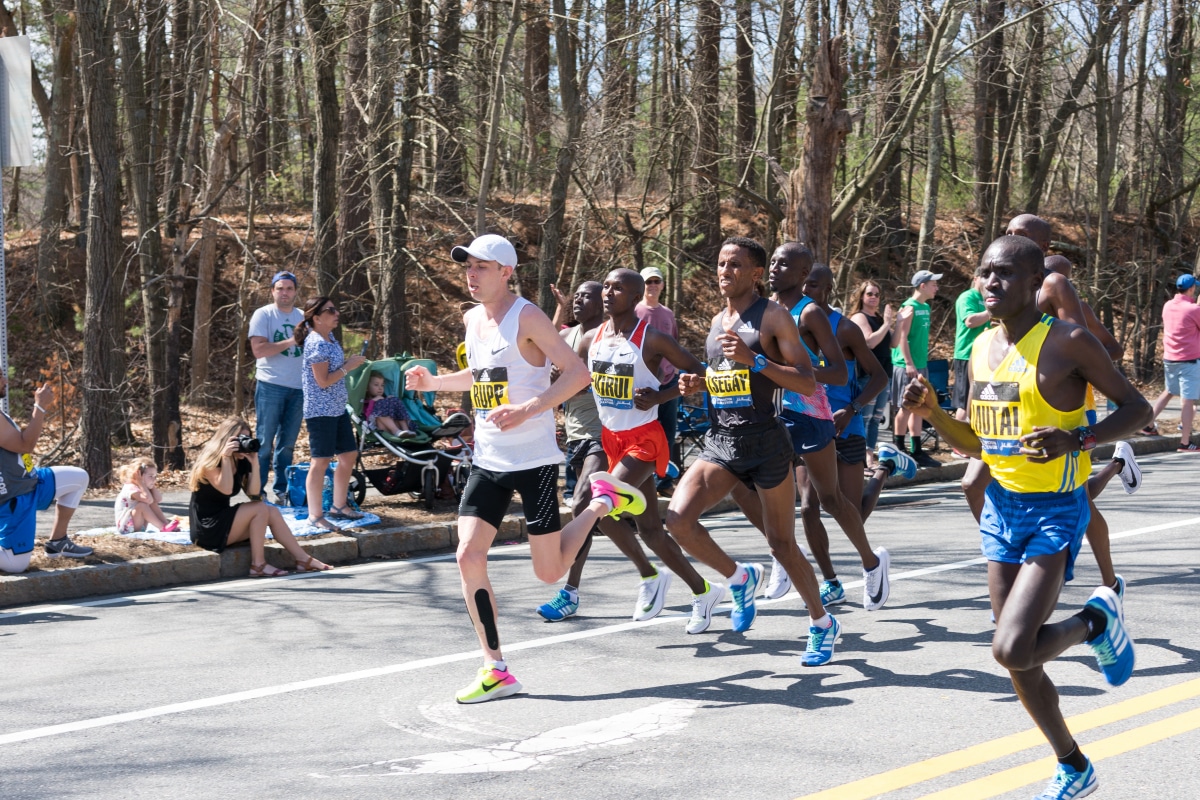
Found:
[0,35,35,415]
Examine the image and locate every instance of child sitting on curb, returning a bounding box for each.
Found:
[115,457,178,533]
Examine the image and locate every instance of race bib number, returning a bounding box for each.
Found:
[21,453,34,475]
[971,380,1022,455]
[471,367,509,415]
[706,359,752,408]
[591,361,635,409]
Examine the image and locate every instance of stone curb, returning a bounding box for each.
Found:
[0,434,1180,609]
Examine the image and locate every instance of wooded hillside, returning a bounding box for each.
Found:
[1,0,1196,485]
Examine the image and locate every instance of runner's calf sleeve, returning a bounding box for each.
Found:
[474,588,501,651]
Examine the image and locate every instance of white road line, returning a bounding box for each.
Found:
[315,700,700,776]
[1,514,1194,747]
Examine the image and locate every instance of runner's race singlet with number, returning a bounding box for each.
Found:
[704,296,782,429]
[969,314,1089,493]
[464,298,564,471]
[588,318,661,432]
[779,297,834,420]
[562,324,602,442]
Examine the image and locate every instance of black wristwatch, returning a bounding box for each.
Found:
[1076,426,1097,452]
[849,400,863,414]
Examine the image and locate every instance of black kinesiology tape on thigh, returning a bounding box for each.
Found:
[474,589,500,651]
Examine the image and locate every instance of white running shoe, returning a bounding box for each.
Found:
[1113,441,1141,494]
[863,547,891,610]
[632,570,673,621]
[686,581,726,634]
[764,556,792,600]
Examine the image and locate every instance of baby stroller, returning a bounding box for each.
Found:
[345,355,474,510]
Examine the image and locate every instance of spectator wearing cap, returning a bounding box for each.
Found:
[248,271,305,504]
[889,269,941,467]
[1148,274,1200,450]
[635,266,681,492]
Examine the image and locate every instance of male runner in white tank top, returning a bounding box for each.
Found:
[406,235,647,704]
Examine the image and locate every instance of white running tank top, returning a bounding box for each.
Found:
[588,318,661,432]
[465,298,564,471]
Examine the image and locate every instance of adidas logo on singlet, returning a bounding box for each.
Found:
[737,322,755,332]
[979,383,1000,401]
[476,369,492,382]
[605,364,618,375]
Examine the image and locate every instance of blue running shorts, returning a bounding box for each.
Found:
[979,482,1090,582]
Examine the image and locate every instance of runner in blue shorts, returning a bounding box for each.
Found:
[904,235,1151,800]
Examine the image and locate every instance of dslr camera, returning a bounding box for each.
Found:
[235,434,261,453]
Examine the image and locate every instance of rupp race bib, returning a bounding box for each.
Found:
[706,358,752,408]
[971,380,1022,455]
[591,361,635,409]
[472,367,509,415]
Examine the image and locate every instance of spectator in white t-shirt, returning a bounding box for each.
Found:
[248,271,305,504]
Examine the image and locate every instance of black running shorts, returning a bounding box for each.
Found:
[459,464,562,535]
[698,420,794,492]
[835,434,868,466]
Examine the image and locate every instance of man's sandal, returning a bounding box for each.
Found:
[328,505,365,521]
[295,555,333,573]
[249,561,289,578]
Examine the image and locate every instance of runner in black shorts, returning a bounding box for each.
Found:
[665,237,841,666]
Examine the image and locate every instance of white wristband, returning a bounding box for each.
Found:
[34,404,48,415]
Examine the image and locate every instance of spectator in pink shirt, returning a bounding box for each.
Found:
[1148,274,1200,450]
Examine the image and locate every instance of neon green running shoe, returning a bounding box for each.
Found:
[455,665,523,704]
[589,471,647,518]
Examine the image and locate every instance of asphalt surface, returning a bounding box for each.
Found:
[4,451,1199,800]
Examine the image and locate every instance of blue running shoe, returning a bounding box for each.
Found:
[1032,759,1097,799]
[729,563,763,632]
[877,443,917,480]
[819,580,846,607]
[800,615,841,667]
[536,588,579,622]
[1083,586,1135,686]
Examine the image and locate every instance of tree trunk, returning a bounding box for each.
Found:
[787,28,859,263]
[338,0,371,291]
[434,0,465,197]
[299,0,341,297]
[117,0,171,469]
[1020,1,1044,198]
[916,7,965,271]
[35,0,75,328]
[733,0,756,195]
[475,0,522,234]
[872,0,902,257]
[367,0,400,353]
[76,0,123,487]
[972,0,1004,226]
[524,0,551,178]
[692,0,721,261]
[388,0,425,353]
[536,0,583,315]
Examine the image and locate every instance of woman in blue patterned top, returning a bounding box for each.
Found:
[294,296,367,530]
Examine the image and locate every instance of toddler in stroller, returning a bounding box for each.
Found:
[364,372,417,439]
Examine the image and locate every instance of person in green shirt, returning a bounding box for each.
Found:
[889,270,940,468]
[953,275,991,422]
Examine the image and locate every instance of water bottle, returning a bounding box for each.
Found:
[321,471,334,514]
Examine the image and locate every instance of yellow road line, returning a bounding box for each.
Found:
[915,706,1200,799]
[795,677,1200,800]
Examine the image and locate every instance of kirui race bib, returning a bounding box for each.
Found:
[971,380,1022,455]
[591,361,635,409]
[471,367,509,417]
[706,359,752,408]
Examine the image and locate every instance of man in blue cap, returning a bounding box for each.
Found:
[1147,273,1200,449]
[248,271,305,503]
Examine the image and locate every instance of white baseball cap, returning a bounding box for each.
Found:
[451,234,518,268]
[640,266,665,282]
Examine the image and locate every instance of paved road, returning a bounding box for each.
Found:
[5,452,1199,800]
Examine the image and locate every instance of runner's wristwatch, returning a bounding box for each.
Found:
[751,353,768,373]
[1075,426,1097,452]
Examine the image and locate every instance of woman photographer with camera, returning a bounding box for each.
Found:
[188,417,333,576]
[296,296,366,530]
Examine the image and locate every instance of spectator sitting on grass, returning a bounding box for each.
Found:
[188,417,333,577]
[115,457,178,533]
[0,378,92,574]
